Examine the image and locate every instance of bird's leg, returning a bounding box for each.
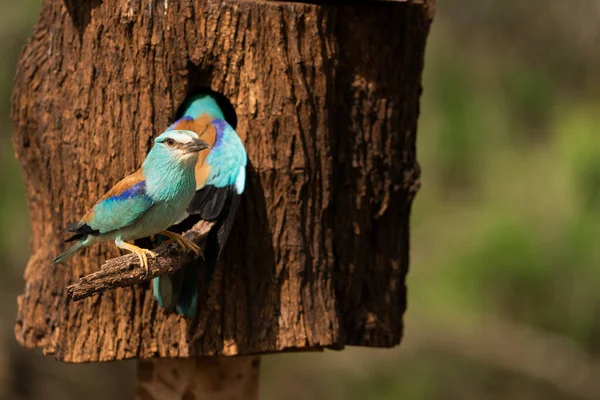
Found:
[158,230,201,256]
[115,238,158,274]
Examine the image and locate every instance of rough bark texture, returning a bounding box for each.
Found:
[12,0,432,362]
[135,356,260,400]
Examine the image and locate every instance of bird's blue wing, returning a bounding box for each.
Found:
[89,182,153,233]
[70,170,154,236]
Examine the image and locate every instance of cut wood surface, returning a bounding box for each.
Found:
[135,356,260,400]
[11,0,433,362]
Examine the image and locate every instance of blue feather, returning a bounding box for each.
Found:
[204,119,247,191]
[109,181,147,201]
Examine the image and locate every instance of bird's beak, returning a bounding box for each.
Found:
[185,138,210,153]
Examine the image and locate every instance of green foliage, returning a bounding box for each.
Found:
[0,136,28,269]
[412,60,600,348]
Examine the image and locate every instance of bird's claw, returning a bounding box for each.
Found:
[116,241,158,277]
[133,248,158,276]
[159,231,201,256]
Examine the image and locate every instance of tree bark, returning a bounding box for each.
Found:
[11,0,432,363]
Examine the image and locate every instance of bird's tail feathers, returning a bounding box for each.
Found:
[153,273,181,313]
[176,262,200,317]
[153,262,198,317]
[52,239,87,264]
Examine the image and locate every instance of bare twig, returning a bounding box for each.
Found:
[66,220,215,301]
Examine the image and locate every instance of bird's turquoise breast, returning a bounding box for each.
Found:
[115,196,193,241]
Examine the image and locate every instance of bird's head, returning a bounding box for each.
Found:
[151,129,210,166]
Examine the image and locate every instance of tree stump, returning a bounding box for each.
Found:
[11,0,433,397]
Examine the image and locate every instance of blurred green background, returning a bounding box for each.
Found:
[1,1,599,399]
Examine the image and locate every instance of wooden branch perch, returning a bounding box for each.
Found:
[66,220,215,301]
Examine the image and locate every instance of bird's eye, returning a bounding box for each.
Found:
[165,138,175,146]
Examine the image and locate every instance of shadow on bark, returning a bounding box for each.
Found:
[64,0,103,38]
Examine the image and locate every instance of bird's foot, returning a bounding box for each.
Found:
[159,230,201,256]
[138,248,158,275]
[117,241,158,275]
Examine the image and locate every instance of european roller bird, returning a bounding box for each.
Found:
[52,129,210,272]
[152,93,247,316]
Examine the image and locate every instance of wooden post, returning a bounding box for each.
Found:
[11,0,433,397]
[136,356,260,400]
